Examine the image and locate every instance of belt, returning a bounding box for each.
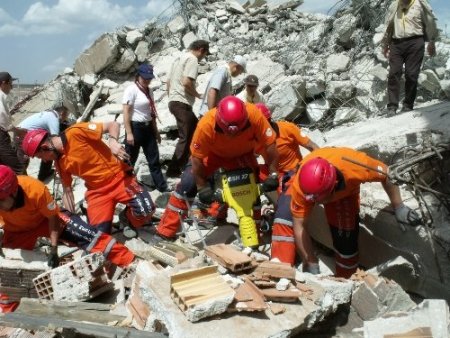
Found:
[392,35,424,43]
[131,121,151,126]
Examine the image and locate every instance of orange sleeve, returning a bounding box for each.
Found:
[74,122,103,142]
[360,154,388,183]
[289,172,314,219]
[35,185,60,218]
[190,113,214,159]
[247,105,276,147]
[291,124,311,147]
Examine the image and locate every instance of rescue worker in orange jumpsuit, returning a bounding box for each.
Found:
[0,165,135,268]
[254,103,319,263]
[155,96,279,242]
[21,121,155,235]
[289,147,420,277]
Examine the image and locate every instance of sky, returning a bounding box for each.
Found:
[0,0,448,84]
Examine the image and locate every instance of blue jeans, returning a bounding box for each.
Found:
[125,121,168,192]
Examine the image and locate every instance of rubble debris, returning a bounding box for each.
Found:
[231,278,267,312]
[260,287,302,303]
[33,253,112,302]
[269,303,286,315]
[253,260,296,280]
[205,244,253,272]
[170,265,235,322]
[363,299,449,338]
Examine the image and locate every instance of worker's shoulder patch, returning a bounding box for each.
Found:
[377,165,385,176]
[88,123,97,130]
[47,201,56,211]
[265,128,273,137]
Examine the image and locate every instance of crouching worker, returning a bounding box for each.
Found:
[289,147,420,278]
[0,165,135,268]
[21,121,155,239]
[155,96,279,243]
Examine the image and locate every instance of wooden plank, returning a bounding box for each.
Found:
[15,298,124,324]
[205,244,253,272]
[0,313,164,338]
[253,261,296,280]
[260,288,301,303]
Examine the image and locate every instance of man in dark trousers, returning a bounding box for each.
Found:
[382,0,438,116]
[166,40,211,177]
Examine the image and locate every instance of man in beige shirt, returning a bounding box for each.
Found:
[382,0,438,116]
[236,74,266,104]
[166,40,210,177]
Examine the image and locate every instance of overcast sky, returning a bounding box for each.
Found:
[0,0,448,84]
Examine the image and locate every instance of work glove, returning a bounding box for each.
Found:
[394,204,421,227]
[261,173,279,192]
[198,186,215,205]
[303,262,320,275]
[48,246,60,268]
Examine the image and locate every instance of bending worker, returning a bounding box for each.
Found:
[21,121,155,236]
[154,96,279,242]
[289,147,420,277]
[254,103,319,263]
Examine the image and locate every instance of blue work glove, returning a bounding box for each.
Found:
[128,188,154,219]
[261,173,279,192]
[394,204,421,226]
[48,246,60,268]
[198,186,215,205]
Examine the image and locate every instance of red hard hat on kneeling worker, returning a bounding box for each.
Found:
[299,158,337,202]
[22,129,49,157]
[0,165,18,199]
[216,96,248,134]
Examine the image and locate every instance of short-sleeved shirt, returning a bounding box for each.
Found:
[0,175,59,233]
[393,0,425,39]
[198,65,232,116]
[122,82,155,122]
[236,89,266,104]
[290,147,388,219]
[0,89,11,131]
[190,103,276,160]
[19,110,60,134]
[168,52,199,106]
[57,122,129,190]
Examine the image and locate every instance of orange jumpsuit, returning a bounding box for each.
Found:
[157,103,276,238]
[56,122,154,233]
[0,176,135,267]
[289,147,388,277]
[258,121,313,264]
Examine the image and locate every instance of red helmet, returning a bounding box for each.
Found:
[299,158,336,202]
[255,103,271,120]
[216,96,248,134]
[0,165,18,199]
[22,129,48,157]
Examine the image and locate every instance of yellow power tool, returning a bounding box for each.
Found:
[215,168,262,248]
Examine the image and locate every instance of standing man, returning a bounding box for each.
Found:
[155,96,279,242]
[0,72,25,174]
[17,105,69,181]
[236,75,266,104]
[382,0,438,116]
[166,40,211,178]
[198,55,247,117]
[289,147,420,277]
[21,121,155,237]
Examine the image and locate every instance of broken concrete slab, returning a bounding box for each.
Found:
[205,244,253,272]
[127,260,349,337]
[74,33,119,76]
[363,299,450,338]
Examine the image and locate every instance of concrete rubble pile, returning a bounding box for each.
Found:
[2,0,450,337]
